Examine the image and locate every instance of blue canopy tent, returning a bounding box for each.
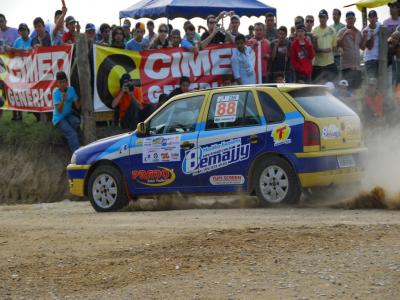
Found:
[119,0,276,20]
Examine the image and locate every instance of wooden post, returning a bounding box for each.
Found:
[76,34,96,144]
[378,26,389,95]
[362,8,367,29]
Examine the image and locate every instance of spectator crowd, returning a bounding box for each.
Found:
[1,2,400,151]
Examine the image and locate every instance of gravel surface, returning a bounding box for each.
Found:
[1,200,400,299]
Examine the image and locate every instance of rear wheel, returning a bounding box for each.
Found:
[88,165,128,212]
[254,156,301,206]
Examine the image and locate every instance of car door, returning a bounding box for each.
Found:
[128,94,205,194]
[193,89,267,189]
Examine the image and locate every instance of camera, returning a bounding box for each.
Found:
[123,79,142,92]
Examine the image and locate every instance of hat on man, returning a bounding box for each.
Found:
[325,82,335,90]
[368,10,377,18]
[231,14,240,21]
[346,11,356,18]
[18,23,29,32]
[85,23,95,32]
[296,24,306,32]
[338,79,349,87]
[65,16,76,25]
[120,73,131,86]
[319,9,329,17]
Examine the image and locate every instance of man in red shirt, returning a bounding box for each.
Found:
[62,16,80,44]
[250,22,270,83]
[290,24,315,83]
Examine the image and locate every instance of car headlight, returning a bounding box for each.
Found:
[70,153,77,164]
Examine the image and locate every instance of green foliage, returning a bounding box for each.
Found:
[0,111,64,146]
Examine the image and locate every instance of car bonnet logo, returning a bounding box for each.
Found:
[131,167,176,187]
[271,124,291,146]
[182,138,250,176]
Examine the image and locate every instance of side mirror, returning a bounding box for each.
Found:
[136,122,147,137]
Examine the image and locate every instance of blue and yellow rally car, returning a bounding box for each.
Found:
[67,84,366,212]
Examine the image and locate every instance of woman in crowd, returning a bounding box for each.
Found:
[150,23,170,49]
[111,26,125,49]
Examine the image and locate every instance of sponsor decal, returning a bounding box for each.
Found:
[214,94,239,123]
[119,144,129,154]
[143,135,181,163]
[182,138,250,176]
[131,167,176,187]
[271,124,291,146]
[321,124,341,139]
[210,175,245,185]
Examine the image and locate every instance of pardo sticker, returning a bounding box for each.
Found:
[321,124,341,139]
[271,124,291,146]
[132,167,176,187]
[210,175,245,185]
[214,94,239,123]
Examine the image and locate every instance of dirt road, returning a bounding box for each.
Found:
[1,199,400,299]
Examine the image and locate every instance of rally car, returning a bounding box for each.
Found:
[67,84,367,212]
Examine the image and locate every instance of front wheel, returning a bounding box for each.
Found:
[88,165,128,212]
[254,156,301,206]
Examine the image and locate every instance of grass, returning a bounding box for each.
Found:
[0,110,64,147]
[0,110,128,148]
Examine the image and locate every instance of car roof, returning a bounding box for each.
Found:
[172,84,327,99]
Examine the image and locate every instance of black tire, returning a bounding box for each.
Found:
[253,156,301,206]
[88,165,128,212]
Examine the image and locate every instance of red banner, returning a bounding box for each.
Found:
[93,44,262,111]
[0,45,73,112]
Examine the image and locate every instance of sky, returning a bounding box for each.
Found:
[2,0,391,32]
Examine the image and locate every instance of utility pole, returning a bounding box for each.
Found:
[378,26,389,95]
[76,34,96,144]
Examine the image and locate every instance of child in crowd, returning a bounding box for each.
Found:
[290,24,315,83]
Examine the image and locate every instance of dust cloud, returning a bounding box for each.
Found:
[126,192,259,211]
[332,124,400,210]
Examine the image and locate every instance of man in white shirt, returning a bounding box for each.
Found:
[231,34,256,85]
[361,10,381,81]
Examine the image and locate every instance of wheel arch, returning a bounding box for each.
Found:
[247,152,300,194]
[84,160,124,197]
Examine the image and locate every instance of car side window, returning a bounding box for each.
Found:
[206,91,261,130]
[149,95,204,135]
[257,91,285,123]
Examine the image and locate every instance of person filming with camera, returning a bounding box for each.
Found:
[112,73,153,130]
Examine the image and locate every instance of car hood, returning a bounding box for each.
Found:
[75,132,133,165]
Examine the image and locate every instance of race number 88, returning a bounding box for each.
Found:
[216,101,237,116]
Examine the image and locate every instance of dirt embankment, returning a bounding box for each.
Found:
[0,144,70,203]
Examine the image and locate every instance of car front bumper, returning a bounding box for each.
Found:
[67,164,91,197]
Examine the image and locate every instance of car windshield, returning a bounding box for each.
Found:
[288,88,356,118]
[149,95,204,135]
